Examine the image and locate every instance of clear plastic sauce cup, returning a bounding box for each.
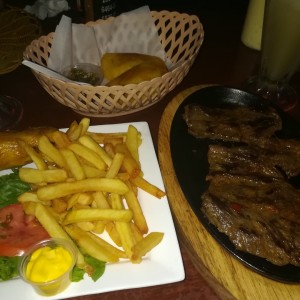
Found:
[19,238,77,296]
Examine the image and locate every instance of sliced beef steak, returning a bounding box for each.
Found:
[207,144,284,179]
[205,173,300,225]
[183,104,282,143]
[202,191,300,266]
[184,102,300,266]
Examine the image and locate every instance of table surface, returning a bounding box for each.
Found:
[1,2,300,300]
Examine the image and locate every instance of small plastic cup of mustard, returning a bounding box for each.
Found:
[19,238,77,296]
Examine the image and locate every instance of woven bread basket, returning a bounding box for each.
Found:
[24,11,204,117]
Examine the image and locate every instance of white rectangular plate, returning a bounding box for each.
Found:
[0,122,185,300]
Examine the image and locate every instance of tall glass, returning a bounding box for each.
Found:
[246,0,300,111]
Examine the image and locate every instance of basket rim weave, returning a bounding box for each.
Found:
[24,10,204,117]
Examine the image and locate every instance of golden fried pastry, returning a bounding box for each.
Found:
[101,53,168,86]
[0,127,56,170]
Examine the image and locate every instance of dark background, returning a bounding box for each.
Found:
[116,0,248,14]
[7,0,249,18]
[5,0,249,35]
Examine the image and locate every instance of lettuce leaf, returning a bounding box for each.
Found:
[71,255,106,282]
[85,255,106,282]
[0,256,21,281]
[0,170,31,209]
[71,266,85,282]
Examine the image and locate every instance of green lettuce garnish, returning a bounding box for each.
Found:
[72,266,85,282]
[85,255,106,282]
[71,255,106,282]
[0,170,31,209]
[0,256,21,281]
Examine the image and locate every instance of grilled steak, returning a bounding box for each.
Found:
[183,102,300,266]
[205,173,300,226]
[183,104,282,143]
[202,191,300,266]
[255,137,300,178]
[208,141,300,179]
[207,144,284,179]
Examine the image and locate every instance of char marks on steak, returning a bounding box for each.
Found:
[205,173,300,226]
[201,191,300,266]
[183,102,300,266]
[183,104,282,143]
[208,142,300,179]
[207,144,284,179]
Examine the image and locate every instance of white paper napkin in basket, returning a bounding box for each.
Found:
[47,6,171,76]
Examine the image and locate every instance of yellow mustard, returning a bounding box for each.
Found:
[26,245,73,283]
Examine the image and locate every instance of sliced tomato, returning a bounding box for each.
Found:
[0,203,49,256]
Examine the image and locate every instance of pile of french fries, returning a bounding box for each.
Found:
[17,118,165,274]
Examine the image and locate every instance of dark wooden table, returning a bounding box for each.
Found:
[1,2,300,299]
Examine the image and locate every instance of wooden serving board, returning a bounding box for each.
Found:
[158,85,300,300]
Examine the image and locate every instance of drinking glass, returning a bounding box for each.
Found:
[246,0,300,111]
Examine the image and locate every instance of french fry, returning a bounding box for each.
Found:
[102,137,124,146]
[66,120,80,141]
[73,203,91,210]
[116,172,130,181]
[34,203,69,239]
[131,232,164,263]
[60,148,86,180]
[105,152,124,179]
[18,192,50,205]
[45,206,68,223]
[87,131,126,144]
[87,231,127,259]
[121,158,141,179]
[103,143,115,158]
[22,201,38,216]
[82,165,106,178]
[67,193,79,210]
[130,176,166,199]
[110,193,135,259]
[126,125,140,163]
[76,221,95,231]
[50,131,72,149]
[127,179,138,196]
[124,188,148,234]
[68,123,83,141]
[37,178,129,201]
[18,140,47,170]
[34,203,86,268]
[78,118,90,136]
[130,222,143,242]
[105,221,122,247]
[69,143,106,171]
[18,191,38,203]
[92,220,107,234]
[113,142,131,156]
[63,208,133,225]
[19,168,68,184]
[38,135,67,169]
[76,193,93,206]
[65,225,120,263]
[114,143,141,178]
[52,198,68,213]
[92,191,111,209]
[78,135,112,167]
